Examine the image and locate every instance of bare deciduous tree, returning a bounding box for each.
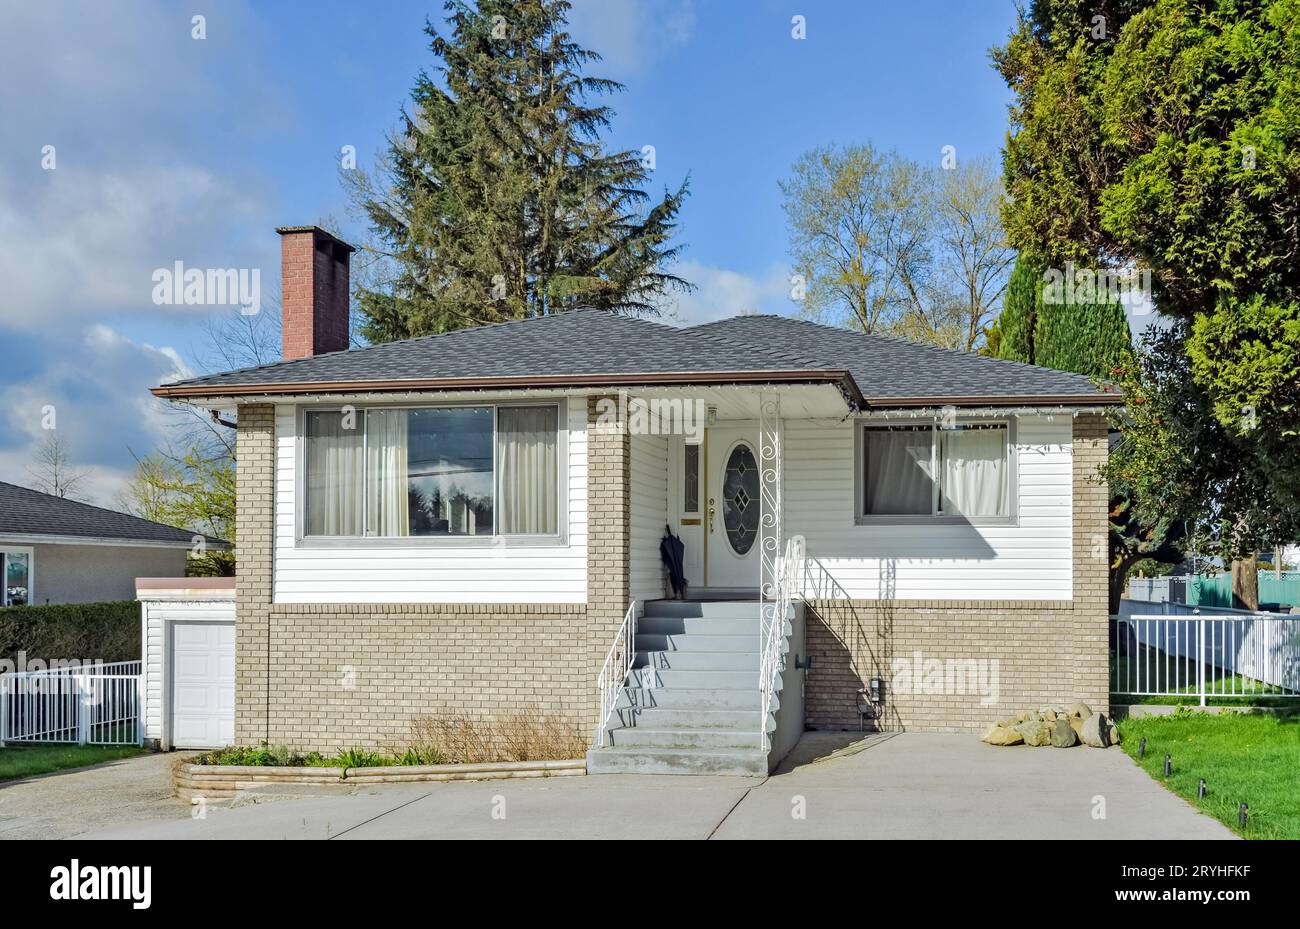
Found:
[780,145,1014,350]
[27,432,92,500]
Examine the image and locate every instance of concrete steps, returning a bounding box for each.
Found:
[588,599,783,776]
[585,746,769,777]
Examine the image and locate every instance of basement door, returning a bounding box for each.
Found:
[705,425,762,589]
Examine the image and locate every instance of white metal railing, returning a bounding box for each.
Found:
[0,667,143,746]
[759,535,805,749]
[1112,613,1300,704]
[595,600,637,748]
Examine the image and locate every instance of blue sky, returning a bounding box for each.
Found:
[0,0,1019,502]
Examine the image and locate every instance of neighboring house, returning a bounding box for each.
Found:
[150,226,1119,771]
[0,481,220,606]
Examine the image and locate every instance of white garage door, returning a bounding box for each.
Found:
[170,622,235,749]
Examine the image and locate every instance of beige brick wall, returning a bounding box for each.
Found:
[586,396,630,724]
[235,404,274,745]
[261,603,588,750]
[232,397,632,751]
[804,413,1112,731]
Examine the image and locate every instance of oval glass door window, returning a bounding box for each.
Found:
[721,443,760,555]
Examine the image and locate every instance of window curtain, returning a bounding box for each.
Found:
[940,426,1008,517]
[865,428,934,515]
[305,411,364,535]
[365,409,410,536]
[497,406,558,535]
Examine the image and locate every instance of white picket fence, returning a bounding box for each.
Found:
[0,661,143,746]
[1112,613,1300,704]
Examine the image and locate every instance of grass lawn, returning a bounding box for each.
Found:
[0,743,146,782]
[1118,711,1300,839]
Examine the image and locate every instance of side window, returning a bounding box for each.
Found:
[683,443,700,514]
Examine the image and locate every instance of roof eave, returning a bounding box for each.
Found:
[151,369,865,404]
[863,393,1125,408]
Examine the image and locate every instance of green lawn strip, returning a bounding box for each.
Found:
[0,743,146,782]
[1112,652,1298,707]
[1117,712,1300,840]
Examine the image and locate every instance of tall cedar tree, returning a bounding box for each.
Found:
[995,257,1040,364]
[351,0,692,341]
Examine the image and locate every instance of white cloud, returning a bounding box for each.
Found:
[0,0,280,506]
[567,0,696,74]
[0,325,191,507]
[657,260,792,325]
[0,0,280,332]
[0,165,267,331]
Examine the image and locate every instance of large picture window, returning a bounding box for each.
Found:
[860,421,1011,520]
[303,403,561,539]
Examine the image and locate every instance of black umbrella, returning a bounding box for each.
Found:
[660,524,688,599]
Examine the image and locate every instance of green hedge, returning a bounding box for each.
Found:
[0,600,140,666]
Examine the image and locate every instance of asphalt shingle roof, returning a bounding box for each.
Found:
[690,315,1107,402]
[0,481,223,546]
[154,308,1114,406]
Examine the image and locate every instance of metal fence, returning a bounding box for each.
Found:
[0,662,143,746]
[1112,613,1300,704]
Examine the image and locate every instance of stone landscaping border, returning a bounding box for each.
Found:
[174,758,586,800]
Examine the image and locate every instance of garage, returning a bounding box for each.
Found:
[136,578,236,750]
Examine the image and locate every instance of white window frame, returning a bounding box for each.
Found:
[0,546,35,606]
[853,416,1019,527]
[295,399,568,548]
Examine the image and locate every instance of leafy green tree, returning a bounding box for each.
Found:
[120,450,235,576]
[996,0,1300,501]
[346,0,691,341]
[995,0,1300,600]
[1104,324,1300,602]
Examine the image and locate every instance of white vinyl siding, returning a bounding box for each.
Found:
[274,400,588,604]
[785,413,1072,600]
[629,432,670,603]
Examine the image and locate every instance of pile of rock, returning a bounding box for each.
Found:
[980,703,1120,749]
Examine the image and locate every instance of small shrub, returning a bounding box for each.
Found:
[194,742,309,767]
[335,747,392,768]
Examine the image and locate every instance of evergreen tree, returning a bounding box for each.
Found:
[348,0,692,341]
[1034,289,1131,380]
[995,257,1039,364]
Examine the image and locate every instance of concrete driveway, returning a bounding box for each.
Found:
[69,732,1232,840]
[0,752,191,840]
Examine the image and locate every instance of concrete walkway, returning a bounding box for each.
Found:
[66,732,1233,840]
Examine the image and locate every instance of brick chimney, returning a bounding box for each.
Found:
[276,226,355,360]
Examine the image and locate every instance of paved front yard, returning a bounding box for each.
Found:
[56,732,1233,840]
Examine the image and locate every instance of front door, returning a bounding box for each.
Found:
[705,425,761,589]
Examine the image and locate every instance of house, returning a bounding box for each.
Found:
[149,225,1119,772]
[0,481,220,606]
